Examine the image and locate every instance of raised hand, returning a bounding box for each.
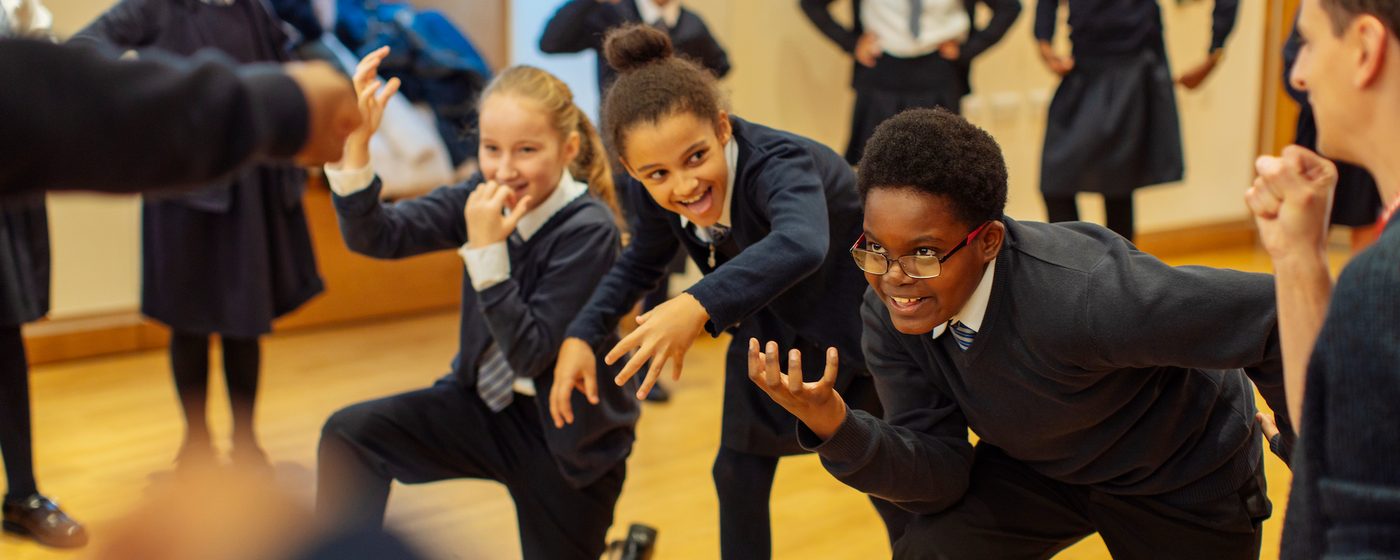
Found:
[336,46,400,170]
[550,337,601,428]
[1245,145,1339,262]
[465,181,534,249]
[607,293,709,399]
[747,339,847,440]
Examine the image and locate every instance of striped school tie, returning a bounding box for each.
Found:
[477,342,514,412]
[949,321,976,351]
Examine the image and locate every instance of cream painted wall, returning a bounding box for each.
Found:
[35,0,506,318]
[684,0,1265,232]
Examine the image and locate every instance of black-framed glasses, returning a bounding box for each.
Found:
[849,222,990,279]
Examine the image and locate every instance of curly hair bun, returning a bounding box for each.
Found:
[603,24,674,73]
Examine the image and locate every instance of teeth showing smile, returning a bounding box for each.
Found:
[891,296,924,305]
[678,187,707,205]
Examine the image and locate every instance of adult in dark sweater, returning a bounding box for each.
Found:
[316,59,638,560]
[751,108,1293,558]
[552,25,908,558]
[1245,0,1400,556]
[801,0,1021,164]
[0,39,358,197]
[1033,0,1237,241]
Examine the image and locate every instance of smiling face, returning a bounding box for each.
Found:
[860,188,1003,335]
[477,93,579,211]
[619,110,732,227]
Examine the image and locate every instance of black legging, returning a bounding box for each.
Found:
[712,446,912,559]
[170,331,261,450]
[1043,193,1136,242]
[0,326,37,502]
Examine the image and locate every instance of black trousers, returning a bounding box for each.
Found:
[317,377,626,560]
[894,445,1270,559]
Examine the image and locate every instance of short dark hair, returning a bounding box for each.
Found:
[857,108,1008,227]
[1320,0,1400,38]
[600,24,724,156]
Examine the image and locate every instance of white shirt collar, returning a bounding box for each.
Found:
[635,0,682,28]
[930,255,997,339]
[679,137,737,239]
[512,169,587,241]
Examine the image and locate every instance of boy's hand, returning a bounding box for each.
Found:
[608,293,709,399]
[747,339,847,440]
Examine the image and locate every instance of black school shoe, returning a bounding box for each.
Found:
[2,494,88,548]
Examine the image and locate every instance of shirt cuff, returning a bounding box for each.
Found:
[460,242,510,291]
[323,162,376,196]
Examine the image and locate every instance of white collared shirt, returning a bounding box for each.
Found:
[861,0,970,58]
[324,164,586,397]
[679,136,739,242]
[930,256,996,340]
[635,0,681,28]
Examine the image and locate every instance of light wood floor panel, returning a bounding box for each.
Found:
[2,243,1334,559]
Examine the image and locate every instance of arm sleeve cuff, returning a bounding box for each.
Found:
[460,242,510,291]
[324,162,376,196]
[237,65,308,159]
[798,405,875,465]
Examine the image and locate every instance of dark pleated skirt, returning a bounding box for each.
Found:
[140,165,323,337]
[846,52,964,165]
[1040,48,1183,197]
[0,197,49,327]
[1294,105,1381,227]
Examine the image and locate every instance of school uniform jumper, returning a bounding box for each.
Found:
[316,172,640,560]
[539,0,733,310]
[1035,0,1237,201]
[1281,218,1400,558]
[75,0,323,339]
[566,116,911,557]
[802,0,1021,165]
[806,218,1289,559]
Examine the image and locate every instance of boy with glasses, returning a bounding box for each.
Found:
[749,108,1293,558]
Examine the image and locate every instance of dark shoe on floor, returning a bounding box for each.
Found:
[617,523,658,560]
[2,494,88,548]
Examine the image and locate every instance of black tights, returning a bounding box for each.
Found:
[169,331,261,451]
[712,446,911,559]
[0,326,36,502]
[1043,193,1137,241]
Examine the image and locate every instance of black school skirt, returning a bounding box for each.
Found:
[1040,48,1183,197]
[0,197,49,327]
[846,52,965,166]
[141,165,323,338]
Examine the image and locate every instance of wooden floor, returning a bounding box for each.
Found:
[2,242,1350,560]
